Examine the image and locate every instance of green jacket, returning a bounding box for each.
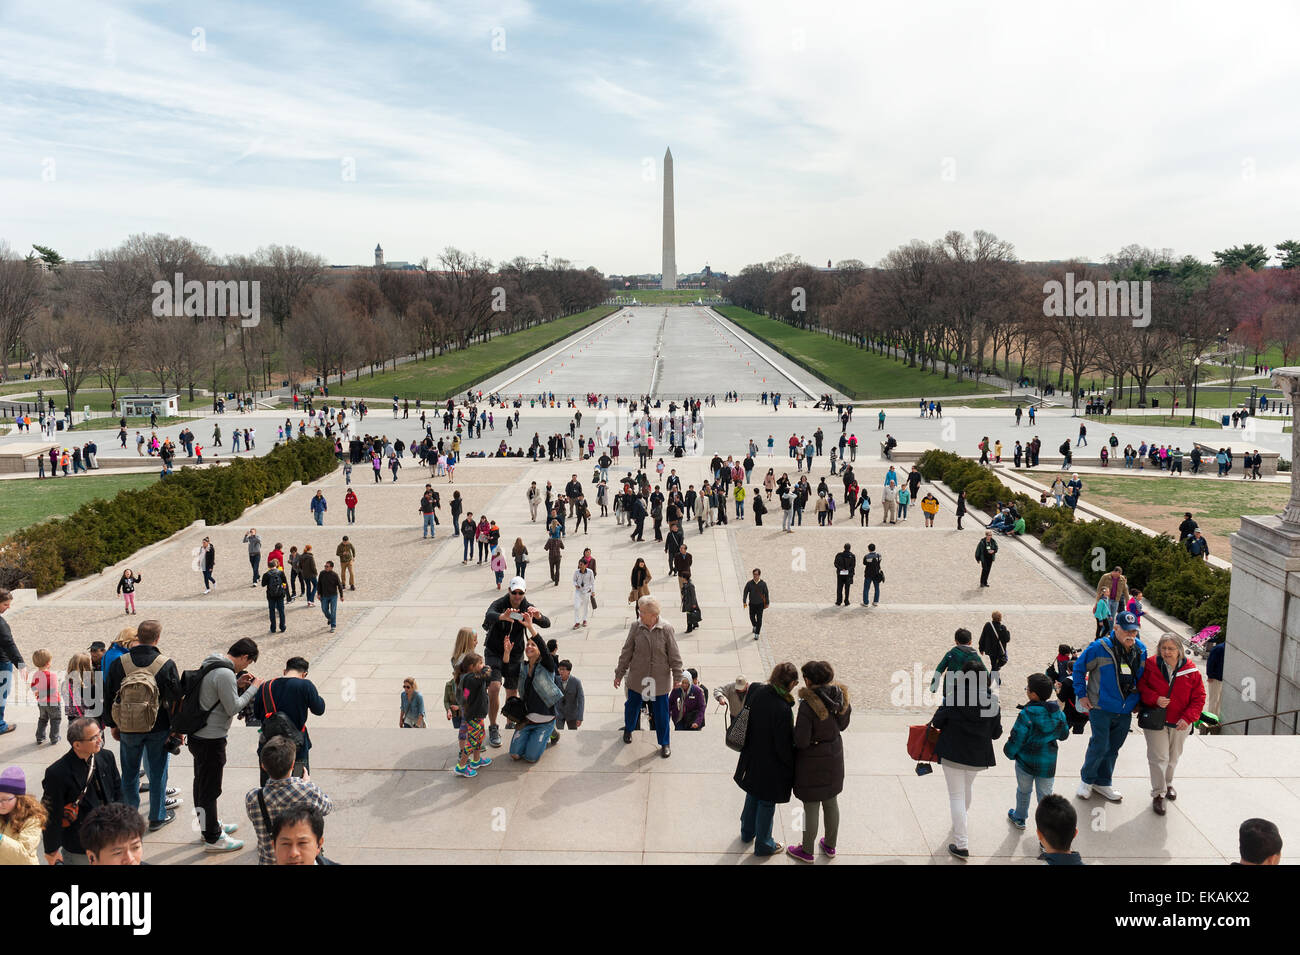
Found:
[931,645,985,693]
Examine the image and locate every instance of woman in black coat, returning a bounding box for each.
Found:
[955,491,967,531]
[734,662,799,857]
[788,661,851,862]
[932,660,1002,860]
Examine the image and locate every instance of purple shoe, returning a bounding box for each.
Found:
[786,845,815,863]
[818,837,836,858]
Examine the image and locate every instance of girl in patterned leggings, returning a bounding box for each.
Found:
[454,655,493,778]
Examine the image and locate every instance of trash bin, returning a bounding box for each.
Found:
[56,420,64,431]
[1151,399,1158,408]
[1221,415,1230,426]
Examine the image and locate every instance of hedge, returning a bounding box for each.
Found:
[0,438,338,595]
[917,450,1229,633]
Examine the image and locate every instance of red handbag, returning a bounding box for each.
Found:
[907,722,941,762]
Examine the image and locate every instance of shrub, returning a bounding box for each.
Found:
[917,449,1229,632]
[0,438,337,595]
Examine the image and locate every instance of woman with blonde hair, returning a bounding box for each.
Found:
[400,678,426,729]
[445,628,479,729]
[0,767,47,864]
[100,627,138,677]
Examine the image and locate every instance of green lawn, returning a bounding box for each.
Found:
[716,306,1002,400]
[0,473,160,539]
[0,378,63,396]
[339,306,617,400]
[1025,470,1288,563]
[610,289,720,304]
[874,396,1023,409]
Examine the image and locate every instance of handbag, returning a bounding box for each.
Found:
[906,721,941,762]
[1137,662,1176,730]
[724,691,753,752]
[589,593,597,609]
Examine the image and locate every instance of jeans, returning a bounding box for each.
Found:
[347,507,355,523]
[509,719,555,762]
[740,792,779,854]
[313,511,324,525]
[188,735,227,844]
[736,500,744,518]
[623,690,670,746]
[249,553,260,583]
[321,593,338,627]
[305,577,318,604]
[800,796,840,853]
[862,579,880,605]
[202,568,215,590]
[781,509,793,531]
[422,514,436,538]
[0,661,11,731]
[1012,763,1053,822]
[121,728,171,823]
[1081,708,1132,787]
[267,597,286,630]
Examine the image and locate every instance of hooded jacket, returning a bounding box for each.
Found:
[793,683,851,801]
[1002,699,1070,777]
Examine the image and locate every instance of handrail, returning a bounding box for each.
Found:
[1209,707,1300,735]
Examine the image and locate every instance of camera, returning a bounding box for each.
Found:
[165,734,182,756]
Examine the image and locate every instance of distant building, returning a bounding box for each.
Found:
[375,243,384,268]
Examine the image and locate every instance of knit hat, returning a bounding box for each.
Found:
[0,766,26,796]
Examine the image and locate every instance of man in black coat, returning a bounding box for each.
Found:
[481,579,552,749]
[734,664,797,856]
[42,717,124,865]
[665,524,683,575]
[628,493,647,542]
[833,543,856,606]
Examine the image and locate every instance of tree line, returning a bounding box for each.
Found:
[0,235,608,408]
[724,235,1300,407]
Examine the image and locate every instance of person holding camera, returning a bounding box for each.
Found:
[481,578,552,749]
[103,620,182,832]
[40,717,123,865]
[189,638,262,853]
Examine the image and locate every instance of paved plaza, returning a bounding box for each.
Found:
[1,307,1297,864]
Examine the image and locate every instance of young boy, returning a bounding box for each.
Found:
[1004,673,1070,829]
[1035,793,1084,864]
[30,649,61,744]
[454,654,492,778]
[551,659,585,745]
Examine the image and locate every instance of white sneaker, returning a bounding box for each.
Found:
[203,832,244,852]
[196,822,239,843]
[1075,781,1093,799]
[1093,785,1123,802]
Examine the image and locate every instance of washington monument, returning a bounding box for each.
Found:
[661,146,676,290]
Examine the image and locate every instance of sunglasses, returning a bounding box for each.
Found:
[510,590,525,596]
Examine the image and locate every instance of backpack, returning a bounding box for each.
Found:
[111,653,169,733]
[264,569,289,598]
[259,679,305,750]
[173,659,235,736]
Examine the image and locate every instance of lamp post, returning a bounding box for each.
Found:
[1191,356,1202,425]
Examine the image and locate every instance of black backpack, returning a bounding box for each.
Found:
[259,679,305,750]
[173,659,235,735]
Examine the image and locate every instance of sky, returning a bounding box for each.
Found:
[2,0,1300,275]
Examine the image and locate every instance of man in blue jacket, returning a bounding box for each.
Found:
[1073,611,1146,802]
[309,491,328,526]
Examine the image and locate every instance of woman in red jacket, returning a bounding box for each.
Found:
[1137,634,1205,816]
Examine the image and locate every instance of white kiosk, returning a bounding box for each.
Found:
[118,394,180,418]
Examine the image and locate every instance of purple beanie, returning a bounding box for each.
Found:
[0,766,25,796]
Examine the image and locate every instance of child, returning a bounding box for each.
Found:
[1047,645,1088,734]
[116,569,141,615]
[30,649,62,744]
[489,546,507,589]
[1093,594,1111,638]
[1003,673,1070,830]
[62,652,95,724]
[1035,793,1084,864]
[343,460,353,485]
[1126,589,1144,625]
[454,654,492,778]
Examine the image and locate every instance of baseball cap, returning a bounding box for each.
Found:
[509,576,526,593]
[1116,611,1140,631]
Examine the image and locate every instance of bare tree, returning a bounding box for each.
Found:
[28,311,107,410]
[0,244,43,377]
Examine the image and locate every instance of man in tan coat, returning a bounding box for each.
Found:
[1095,567,1129,622]
[614,595,683,758]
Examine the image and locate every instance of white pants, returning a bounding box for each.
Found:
[1144,726,1189,797]
[942,762,983,850]
[573,591,590,624]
